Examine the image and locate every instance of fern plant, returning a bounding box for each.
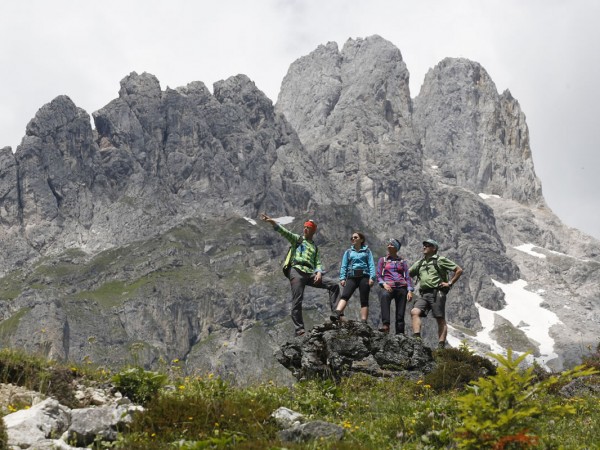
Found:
[455,349,597,449]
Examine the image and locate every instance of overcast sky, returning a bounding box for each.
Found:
[1,0,598,239]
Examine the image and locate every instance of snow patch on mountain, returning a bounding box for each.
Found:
[454,278,561,369]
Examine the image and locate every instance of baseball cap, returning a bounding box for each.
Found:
[423,239,439,250]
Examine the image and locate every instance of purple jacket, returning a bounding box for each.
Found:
[376,254,414,291]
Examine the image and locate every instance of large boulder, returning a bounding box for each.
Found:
[275,320,435,381]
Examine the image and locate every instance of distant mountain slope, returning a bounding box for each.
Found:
[0,35,598,382]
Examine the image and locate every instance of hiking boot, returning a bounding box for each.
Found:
[295,329,305,337]
[330,310,342,322]
[378,324,390,333]
[438,341,446,349]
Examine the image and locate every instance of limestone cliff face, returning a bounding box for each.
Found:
[413,58,542,205]
[0,35,598,382]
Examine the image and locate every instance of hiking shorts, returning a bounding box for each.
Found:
[413,289,447,319]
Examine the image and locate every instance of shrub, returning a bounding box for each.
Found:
[424,342,496,392]
[0,349,79,407]
[454,349,598,449]
[112,367,167,405]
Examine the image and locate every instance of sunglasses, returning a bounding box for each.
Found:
[351,236,360,241]
[423,243,435,248]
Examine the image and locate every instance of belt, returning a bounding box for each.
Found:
[419,288,437,294]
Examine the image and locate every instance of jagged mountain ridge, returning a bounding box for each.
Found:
[0,35,598,382]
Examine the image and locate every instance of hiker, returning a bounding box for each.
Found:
[330,231,376,324]
[260,213,340,336]
[376,238,414,334]
[408,239,463,349]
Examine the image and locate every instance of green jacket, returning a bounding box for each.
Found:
[409,255,458,289]
[276,224,322,273]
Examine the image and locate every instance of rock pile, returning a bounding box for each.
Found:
[1,383,142,449]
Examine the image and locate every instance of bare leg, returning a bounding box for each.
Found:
[360,306,368,321]
[436,317,447,342]
[336,299,348,313]
[411,308,422,334]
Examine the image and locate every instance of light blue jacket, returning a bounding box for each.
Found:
[339,245,376,281]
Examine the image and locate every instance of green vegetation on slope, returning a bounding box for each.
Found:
[1,344,599,449]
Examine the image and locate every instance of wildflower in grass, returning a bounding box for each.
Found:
[172,358,179,364]
[7,404,16,412]
[178,385,185,390]
[417,379,423,385]
[424,384,432,389]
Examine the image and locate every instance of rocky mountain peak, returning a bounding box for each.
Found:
[0,36,598,384]
[413,57,543,206]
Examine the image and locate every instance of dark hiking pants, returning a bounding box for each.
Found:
[289,268,340,333]
[379,286,408,334]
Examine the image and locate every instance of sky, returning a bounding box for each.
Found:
[1,0,599,239]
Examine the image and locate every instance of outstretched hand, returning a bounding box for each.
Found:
[260,213,275,225]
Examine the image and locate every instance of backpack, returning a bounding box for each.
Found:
[282,237,318,278]
[380,255,405,278]
[413,256,447,283]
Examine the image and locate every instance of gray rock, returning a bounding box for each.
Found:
[275,320,435,381]
[271,406,305,428]
[4,398,70,448]
[63,401,143,447]
[278,420,345,443]
[559,376,600,398]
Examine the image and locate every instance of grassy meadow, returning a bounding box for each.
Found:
[0,343,599,449]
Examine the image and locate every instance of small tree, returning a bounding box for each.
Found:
[455,349,597,449]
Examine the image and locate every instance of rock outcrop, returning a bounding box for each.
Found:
[275,320,435,381]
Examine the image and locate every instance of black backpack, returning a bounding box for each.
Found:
[282,237,319,278]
